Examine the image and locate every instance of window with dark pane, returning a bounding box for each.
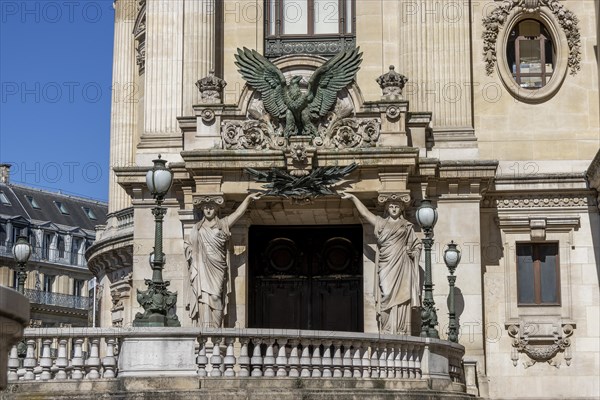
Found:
[264,0,355,58]
[506,19,555,89]
[516,242,560,305]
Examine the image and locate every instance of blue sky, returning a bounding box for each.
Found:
[1,1,115,202]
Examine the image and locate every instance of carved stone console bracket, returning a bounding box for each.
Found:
[192,194,225,208]
[506,321,575,368]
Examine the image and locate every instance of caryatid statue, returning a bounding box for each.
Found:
[342,193,422,335]
[184,193,261,327]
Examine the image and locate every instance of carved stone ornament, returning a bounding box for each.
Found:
[192,195,225,207]
[376,65,409,97]
[377,193,411,206]
[221,98,380,150]
[195,70,227,104]
[132,0,146,76]
[234,47,362,137]
[482,0,581,76]
[507,323,574,368]
[483,193,593,209]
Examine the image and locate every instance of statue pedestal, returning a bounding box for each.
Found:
[118,336,197,377]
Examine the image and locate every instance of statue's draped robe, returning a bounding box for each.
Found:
[374,216,422,334]
[185,216,231,327]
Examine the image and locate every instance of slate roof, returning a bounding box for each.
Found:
[0,183,107,232]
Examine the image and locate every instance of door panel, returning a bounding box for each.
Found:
[249,225,363,332]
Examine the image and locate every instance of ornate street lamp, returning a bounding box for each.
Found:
[133,155,181,327]
[12,236,32,294]
[444,241,461,343]
[415,199,439,339]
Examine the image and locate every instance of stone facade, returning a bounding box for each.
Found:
[86,1,600,399]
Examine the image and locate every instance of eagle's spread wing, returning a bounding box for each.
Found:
[235,48,288,119]
[307,47,363,118]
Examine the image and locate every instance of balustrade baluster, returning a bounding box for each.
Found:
[299,341,311,377]
[250,339,263,377]
[7,345,19,381]
[321,340,332,378]
[23,339,36,380]
[197,337,208,377]
[287,340,300,377]
[413,346,422,378]
[102,338,117,378]
[387,343,396,378]
[223,337,236,377]
[238,338,250,377]
[334,341,345,378]
[311,341,322,377]
[407,344,415,379]
[400,345,409,378]
[71,338,85,379]
[361,343,371,378]
[85,338,101,379]
[55,338,68,379]
[263,339,276,377]
[394,344,402,379]
[210,337,223,377]
[370,344,379,378]
[352,342,362,378]
[379,344,387,378]
[275,338,288,377]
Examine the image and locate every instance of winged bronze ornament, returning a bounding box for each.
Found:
[234,47,363,137]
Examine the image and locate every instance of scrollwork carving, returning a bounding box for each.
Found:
[221,120,284,150]
[507,323,574,368]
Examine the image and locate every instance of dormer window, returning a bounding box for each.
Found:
[0,192,11,206]
[54,201,69,215]
[25,195,40,209]
[82,206,97,220]
[265,0,355,58]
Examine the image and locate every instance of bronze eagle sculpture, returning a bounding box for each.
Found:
[234,47,363,137]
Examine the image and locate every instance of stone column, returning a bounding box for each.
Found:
[142,0,184,136]
[108,0,137,213]
[396,0,475,153]
[182,0,216,115]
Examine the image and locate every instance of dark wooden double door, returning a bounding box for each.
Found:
[248,225,363,332]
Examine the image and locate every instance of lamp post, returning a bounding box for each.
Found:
[133,155,181,327]
[443,241,461,343]
[415,199,439,339]
[12,236,32,294]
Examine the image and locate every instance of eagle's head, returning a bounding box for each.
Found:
[290,75,304,86]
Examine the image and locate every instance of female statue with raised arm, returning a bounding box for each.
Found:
[184,193,261,327]
[342,192,422,335]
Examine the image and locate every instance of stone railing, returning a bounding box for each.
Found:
[7,328,464,383]
[114,207,134,229]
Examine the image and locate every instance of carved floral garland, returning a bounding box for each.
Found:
[482,0,581,76]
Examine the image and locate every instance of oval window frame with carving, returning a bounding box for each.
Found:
[497,7,569,104]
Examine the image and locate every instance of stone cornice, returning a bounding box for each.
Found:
[586,149,600,191]
[483,191,594,210]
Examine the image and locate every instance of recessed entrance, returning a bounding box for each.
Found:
[248,225,363,332]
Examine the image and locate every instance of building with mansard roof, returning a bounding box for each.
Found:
[0,164,108,327]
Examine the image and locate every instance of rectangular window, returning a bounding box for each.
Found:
[54,201,69,215]
[82,206,97,220]
[43,275,55,292]
[25,195,40,209]
[265,0,355,58]
[0,192,11,205]
[73,279,84,297]
[516,242,560,306]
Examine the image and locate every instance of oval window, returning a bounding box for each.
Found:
[506,19,555,90]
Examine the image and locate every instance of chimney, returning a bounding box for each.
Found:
[0,164,11,184]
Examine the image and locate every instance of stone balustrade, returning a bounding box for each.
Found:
[7,328,464,383]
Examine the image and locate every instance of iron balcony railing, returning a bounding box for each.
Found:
[24,288,92,310]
